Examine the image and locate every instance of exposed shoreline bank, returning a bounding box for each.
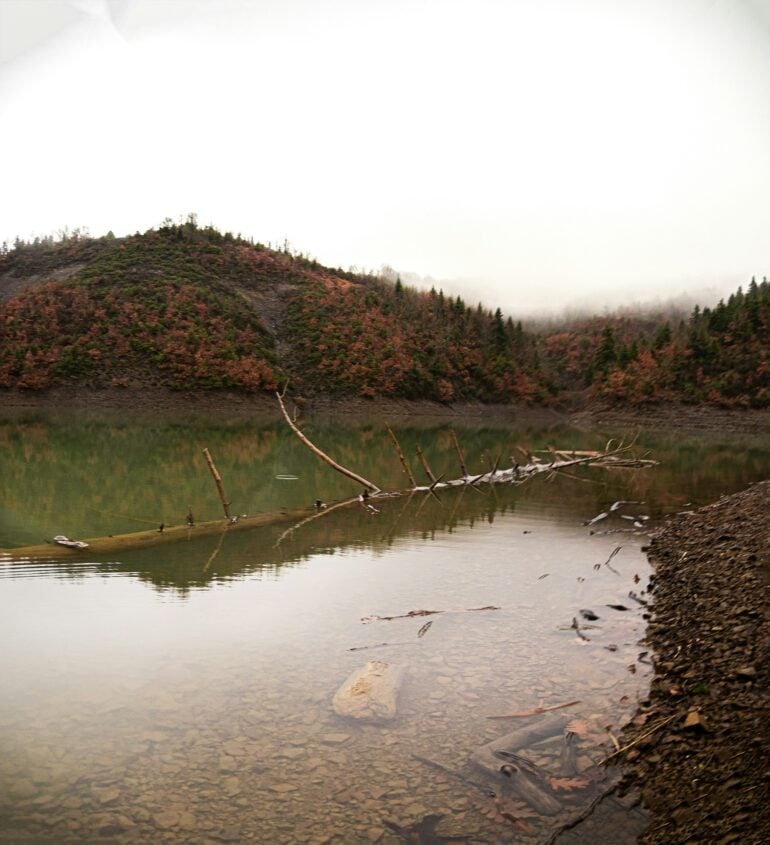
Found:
[616,482,770,844]
[2,387,770,433]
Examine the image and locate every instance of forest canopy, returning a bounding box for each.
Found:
[1,221,767,408]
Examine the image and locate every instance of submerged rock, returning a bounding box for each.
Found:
[332,661,404,722]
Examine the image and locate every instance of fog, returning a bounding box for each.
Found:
[1,0,769,315]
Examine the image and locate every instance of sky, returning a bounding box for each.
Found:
[1,0,769,315]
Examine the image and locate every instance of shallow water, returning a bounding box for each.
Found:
[1,413,769,843]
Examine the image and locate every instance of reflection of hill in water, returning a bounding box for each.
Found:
[3,412,770,589]
[0,414,601,546]
[42,485,536,593]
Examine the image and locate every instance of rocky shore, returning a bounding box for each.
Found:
[618,482,770,844]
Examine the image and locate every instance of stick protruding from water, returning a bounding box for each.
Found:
[203,447,231,520]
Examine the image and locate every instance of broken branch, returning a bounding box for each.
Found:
[385,423,416,488]
[203,447,231,520]
[275,391,380,493]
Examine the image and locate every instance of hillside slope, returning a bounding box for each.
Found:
[1,222,768,408]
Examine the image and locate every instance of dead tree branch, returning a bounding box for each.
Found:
[385,423,417,488]
[275,392,380,493]
[203,447,231,520]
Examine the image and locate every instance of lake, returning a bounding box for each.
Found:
[1,408,769,843]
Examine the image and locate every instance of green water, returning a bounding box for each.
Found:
[1,410,769,843]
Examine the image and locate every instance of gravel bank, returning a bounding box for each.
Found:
[618,482,770,844]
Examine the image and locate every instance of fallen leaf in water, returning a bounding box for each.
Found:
[566,719,590,739]
[547,775,590,792]
[473,795,536,831]
[417,621,433,638]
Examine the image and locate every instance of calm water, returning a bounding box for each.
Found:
[1,410,769,843]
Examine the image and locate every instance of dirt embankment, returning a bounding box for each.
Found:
[618,483,770,844]
[3,387,770,433]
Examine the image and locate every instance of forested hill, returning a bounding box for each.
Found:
[1,221,768,408]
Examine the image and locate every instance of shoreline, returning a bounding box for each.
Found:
[2,387,770,433]
[615,482,770,844]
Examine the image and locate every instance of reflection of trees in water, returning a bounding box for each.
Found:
[2,414,770,554]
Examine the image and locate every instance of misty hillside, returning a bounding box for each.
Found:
[1,221,768,408]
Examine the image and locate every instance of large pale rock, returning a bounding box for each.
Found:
[332,661,404,722]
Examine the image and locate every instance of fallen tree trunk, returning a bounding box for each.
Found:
[0,504,327,562]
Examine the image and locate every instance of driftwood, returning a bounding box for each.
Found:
[470,714,571,815]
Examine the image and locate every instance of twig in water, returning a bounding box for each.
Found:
[486,700,581,719]
[606,728,621,752]
[603,545,623,574]
[571,617,590,641]
[362,606,499,623]
[599,714,677,764]
[417,620,433,638]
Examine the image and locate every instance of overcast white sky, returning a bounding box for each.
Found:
[1,0,769,314]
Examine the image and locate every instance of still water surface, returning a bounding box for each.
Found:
[1,411,769,843]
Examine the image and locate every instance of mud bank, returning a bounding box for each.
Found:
[3,387,770,433]
[617,482,770,844]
